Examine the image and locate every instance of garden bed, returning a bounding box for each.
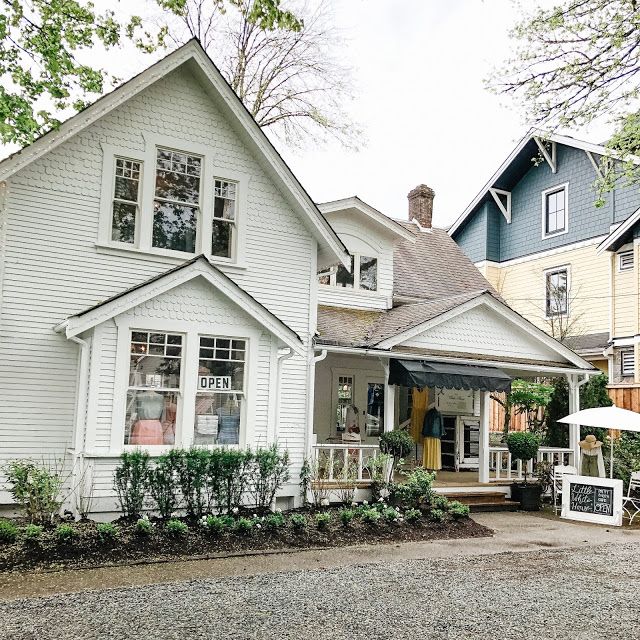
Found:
[0,509,491,573]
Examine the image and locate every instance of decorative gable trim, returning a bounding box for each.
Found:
[0,40,349,269]
[596,205,640,254]
[54,255,305,355]
[319,197,416,242]
[488,188,511,224]
[374,292,593,369]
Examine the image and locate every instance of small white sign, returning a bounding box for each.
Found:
[198,375,231,391]
[436,388,474,415]
[561,474,623,527]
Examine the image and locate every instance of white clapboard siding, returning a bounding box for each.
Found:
[0,64,315,504]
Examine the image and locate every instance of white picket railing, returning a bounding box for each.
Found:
[489,446,574,481]
[311,443,380,483]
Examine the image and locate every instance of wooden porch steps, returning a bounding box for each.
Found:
[445,491,519,513]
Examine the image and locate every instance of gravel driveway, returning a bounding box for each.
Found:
[2,542,638,640]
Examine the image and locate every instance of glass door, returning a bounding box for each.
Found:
[459,418,480,467]
[441,416,457,470]
[364,381,385,438]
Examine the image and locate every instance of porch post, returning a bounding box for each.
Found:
[567,374,581,468]
[479,391,490,483]
[381,359,395,432]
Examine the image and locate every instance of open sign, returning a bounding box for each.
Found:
[198,375,231,391]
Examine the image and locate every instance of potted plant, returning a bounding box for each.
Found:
[506,431,542,511]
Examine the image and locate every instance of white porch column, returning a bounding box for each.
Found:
[567,374,581,467]
[381,359,395,432]
[479,391,490,483]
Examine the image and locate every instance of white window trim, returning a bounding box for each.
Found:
[318,252,379,292]
[618,249,634,272]
[543,264,570,319]
[541,182,569,240]
[98,135,249,266]
[109,316,260,453]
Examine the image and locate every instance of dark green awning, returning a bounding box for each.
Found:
[389,359,511,393]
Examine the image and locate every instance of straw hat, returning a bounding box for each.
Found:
[579,434,603,451]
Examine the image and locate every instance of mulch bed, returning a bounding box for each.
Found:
[0,514,491,573]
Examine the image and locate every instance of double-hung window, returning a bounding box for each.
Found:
[212,180,237,258]
[111,158,142,243]
[543,185,567,237]
[125,332,183,446]
[194,336,246,445]
[545,268,568,316]
[153,148,202,253]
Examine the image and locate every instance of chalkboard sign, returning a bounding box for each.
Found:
[561,475,623,526]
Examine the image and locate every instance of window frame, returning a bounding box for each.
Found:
[621,349,635,377]
[110,316,259,453]
[111,156,143,245]
[541,183,569,239]
[544,265,570,318]
[98,137,248,266]
[618,249,634,272]
[318,252,379,292]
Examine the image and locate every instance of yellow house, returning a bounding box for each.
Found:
[450,131,640,409]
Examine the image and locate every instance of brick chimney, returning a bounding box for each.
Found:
[407,184,435,228]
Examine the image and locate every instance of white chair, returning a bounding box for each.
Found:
[552,464,578,514]
[622,472,640,525]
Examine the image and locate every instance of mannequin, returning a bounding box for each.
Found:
[130,390,164,445]
[422,399,443,471]
[216,394,241,444]
[579,434,605,478]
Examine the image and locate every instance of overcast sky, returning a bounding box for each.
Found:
[1,0,614,228]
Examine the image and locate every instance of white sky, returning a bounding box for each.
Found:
[0,0,614,228]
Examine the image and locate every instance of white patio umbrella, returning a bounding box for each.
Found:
[558,405,640,478]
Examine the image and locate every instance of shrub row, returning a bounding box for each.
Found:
[114,445,290,520]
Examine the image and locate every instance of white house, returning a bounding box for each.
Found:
[0,41,596,516]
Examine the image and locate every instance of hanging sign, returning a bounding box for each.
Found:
[561,475,623,526]
[436,388,474,415]
[198,375,231,391]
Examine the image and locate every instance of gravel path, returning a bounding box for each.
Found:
[2,542,639,640]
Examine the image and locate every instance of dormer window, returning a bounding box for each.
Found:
[318,254,378,292]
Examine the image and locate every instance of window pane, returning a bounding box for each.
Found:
[194,394,242,445]
[365,382,384,436]
[214,181,236,220]
[212,219,232,257]
[545,189,565,234]
[359,256,378,291]
[155,149,201,204]
[318,274,330,285]
[546,270,567,315]
[336,256,354,288]
[198,359,245,391]
[152,201,197,253]
[114,175,139,202]
[111,202,136,243]
[125,389,178,445]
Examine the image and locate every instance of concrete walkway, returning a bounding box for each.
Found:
[0,511,637,601]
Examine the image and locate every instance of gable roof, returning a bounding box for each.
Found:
[54,255,305,356]
[448,129,627,237]
[393,223,497,301]
[596,205,640,253]
[0,39,349,269]
[318,197,416,242]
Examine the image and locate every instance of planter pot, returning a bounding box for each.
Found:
[513,483,542,511]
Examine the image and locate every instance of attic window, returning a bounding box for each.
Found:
[318,254,378,292]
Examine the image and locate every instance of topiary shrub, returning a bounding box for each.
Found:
[506,431,541,483]
[379,431,414,470]
[0,520,18,543]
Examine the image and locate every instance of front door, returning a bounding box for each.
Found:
[458,418,480,468]
[440,415,458,470]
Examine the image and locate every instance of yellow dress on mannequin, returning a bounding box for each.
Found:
[410,388,428,443]
[422,406,444,471]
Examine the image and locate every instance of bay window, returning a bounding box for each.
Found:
[125,332,183,446]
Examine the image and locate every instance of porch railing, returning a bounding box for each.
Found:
[311,443,380,483]
[489,446,574,482]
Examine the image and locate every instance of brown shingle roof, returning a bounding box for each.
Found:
[393,224,496,301]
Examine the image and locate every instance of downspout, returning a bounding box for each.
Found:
[273,346,294,443]
[69,335,90,519]
[305,349,327,458]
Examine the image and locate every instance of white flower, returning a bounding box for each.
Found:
[378,497,384,502]
[393,518,398,523]
[276,508,282,513]
[395,507,401,512]
[351,501,357,507]
[363,500,368,505]
[256,523,262,529]
[232,507,239,514]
